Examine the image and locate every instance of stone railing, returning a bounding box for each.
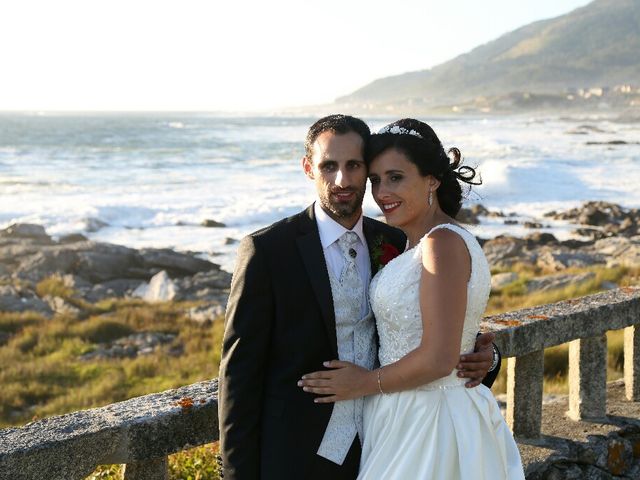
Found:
[1,287,639,479]
[483,287,640,438]
[0,381,220,479]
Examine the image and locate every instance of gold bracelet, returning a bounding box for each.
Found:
[377,368,388,395]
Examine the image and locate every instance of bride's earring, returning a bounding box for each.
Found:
[428,190,433,206]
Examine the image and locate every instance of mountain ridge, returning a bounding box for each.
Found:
[337,0,640,110]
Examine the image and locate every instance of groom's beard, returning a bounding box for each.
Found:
[319,186,366,221]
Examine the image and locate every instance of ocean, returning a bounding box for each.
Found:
[1,112,638,272]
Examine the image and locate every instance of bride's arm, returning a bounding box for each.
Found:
[299,228,470,402]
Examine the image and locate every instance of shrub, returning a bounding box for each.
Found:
[36,275,74,299]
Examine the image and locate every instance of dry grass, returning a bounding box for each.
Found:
[488,265,639,395]
[0,297,224,428]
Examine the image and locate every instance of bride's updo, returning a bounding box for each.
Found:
[366,118,480,217]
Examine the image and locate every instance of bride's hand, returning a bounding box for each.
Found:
[298,360,373,403]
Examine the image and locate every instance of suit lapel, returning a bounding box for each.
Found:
[296,205,338,358]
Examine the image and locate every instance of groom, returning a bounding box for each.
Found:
[218,114,500,479]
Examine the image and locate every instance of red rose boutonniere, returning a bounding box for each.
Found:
[372,235,400,272]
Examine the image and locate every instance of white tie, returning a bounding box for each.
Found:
[337,231,363,308]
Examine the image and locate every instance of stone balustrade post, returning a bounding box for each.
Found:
[506,350,544,438]
[624,325,640,401]
[568,334,607,420]
[124,457,168,480]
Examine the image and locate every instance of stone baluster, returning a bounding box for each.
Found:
[124,457,168,480]
[506,350,544,438]
[624,325,640,401]
[568,334,607,420]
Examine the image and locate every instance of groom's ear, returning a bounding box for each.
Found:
[302,156,315,179]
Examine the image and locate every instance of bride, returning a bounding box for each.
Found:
[299,119,524,479]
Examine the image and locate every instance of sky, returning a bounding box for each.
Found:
[0,0,594,112]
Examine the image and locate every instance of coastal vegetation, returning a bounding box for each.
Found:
[0,288,225,479]
[0,294,224,428]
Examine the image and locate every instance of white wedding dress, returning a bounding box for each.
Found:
[358,224,524,479]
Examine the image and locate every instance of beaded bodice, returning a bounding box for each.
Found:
[369,223,491,389]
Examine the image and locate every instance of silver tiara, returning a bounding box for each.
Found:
[377,125,423,138]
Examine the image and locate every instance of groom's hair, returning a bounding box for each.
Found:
[304,114,370,159]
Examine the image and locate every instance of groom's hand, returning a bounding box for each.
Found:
[457,332,496,388]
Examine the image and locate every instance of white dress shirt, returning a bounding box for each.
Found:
[314,201,371,317]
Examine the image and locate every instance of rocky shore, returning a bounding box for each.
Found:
[456,201,640,295]
[1,200,638,349]
[2,200,639,313]
[0,224,232,358]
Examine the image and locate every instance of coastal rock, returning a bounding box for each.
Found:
[82,279,143,302]
[0,224,230,308]
[201,219,226,228]
[618,216,639,236]
[579,208,610,226]
[132,271,177,302]
[573,227,608,241]
[523,221,545,229]
[595,237,640,268]
[139,248,218,276]
[0,285,52,315]
[100,279,143,297]
[561,239,595,249]
[0,224,52,243]
[486,210,506,218]
[188,304,225,325]
[536,248,604,271]
[79,332,177,361]
[61,274,93,293]
[482,236,531,268]
[526,272,596,293]
[524,232,559,248]
[45,296,82,317]
[586,140,640,145]
[470,204,490,216]
[174,270,232,302]
[546,201,628,227]
[74,243,144,283]
[600,216,640,238]
[58,233,89,244]
[455,208,479,225]
[224,237,239,245]
[0,242,44,266]
[14,250,80,282]
[179,270,232,291]
[457,204,492,224]
[491,272,519,291]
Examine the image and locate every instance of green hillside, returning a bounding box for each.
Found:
[337,0,640,109]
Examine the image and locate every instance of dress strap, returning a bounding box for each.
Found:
[424,223,470,241]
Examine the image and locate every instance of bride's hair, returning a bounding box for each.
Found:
[366,118,480,217]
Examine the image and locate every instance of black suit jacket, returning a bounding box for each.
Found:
[218,205,500,480]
